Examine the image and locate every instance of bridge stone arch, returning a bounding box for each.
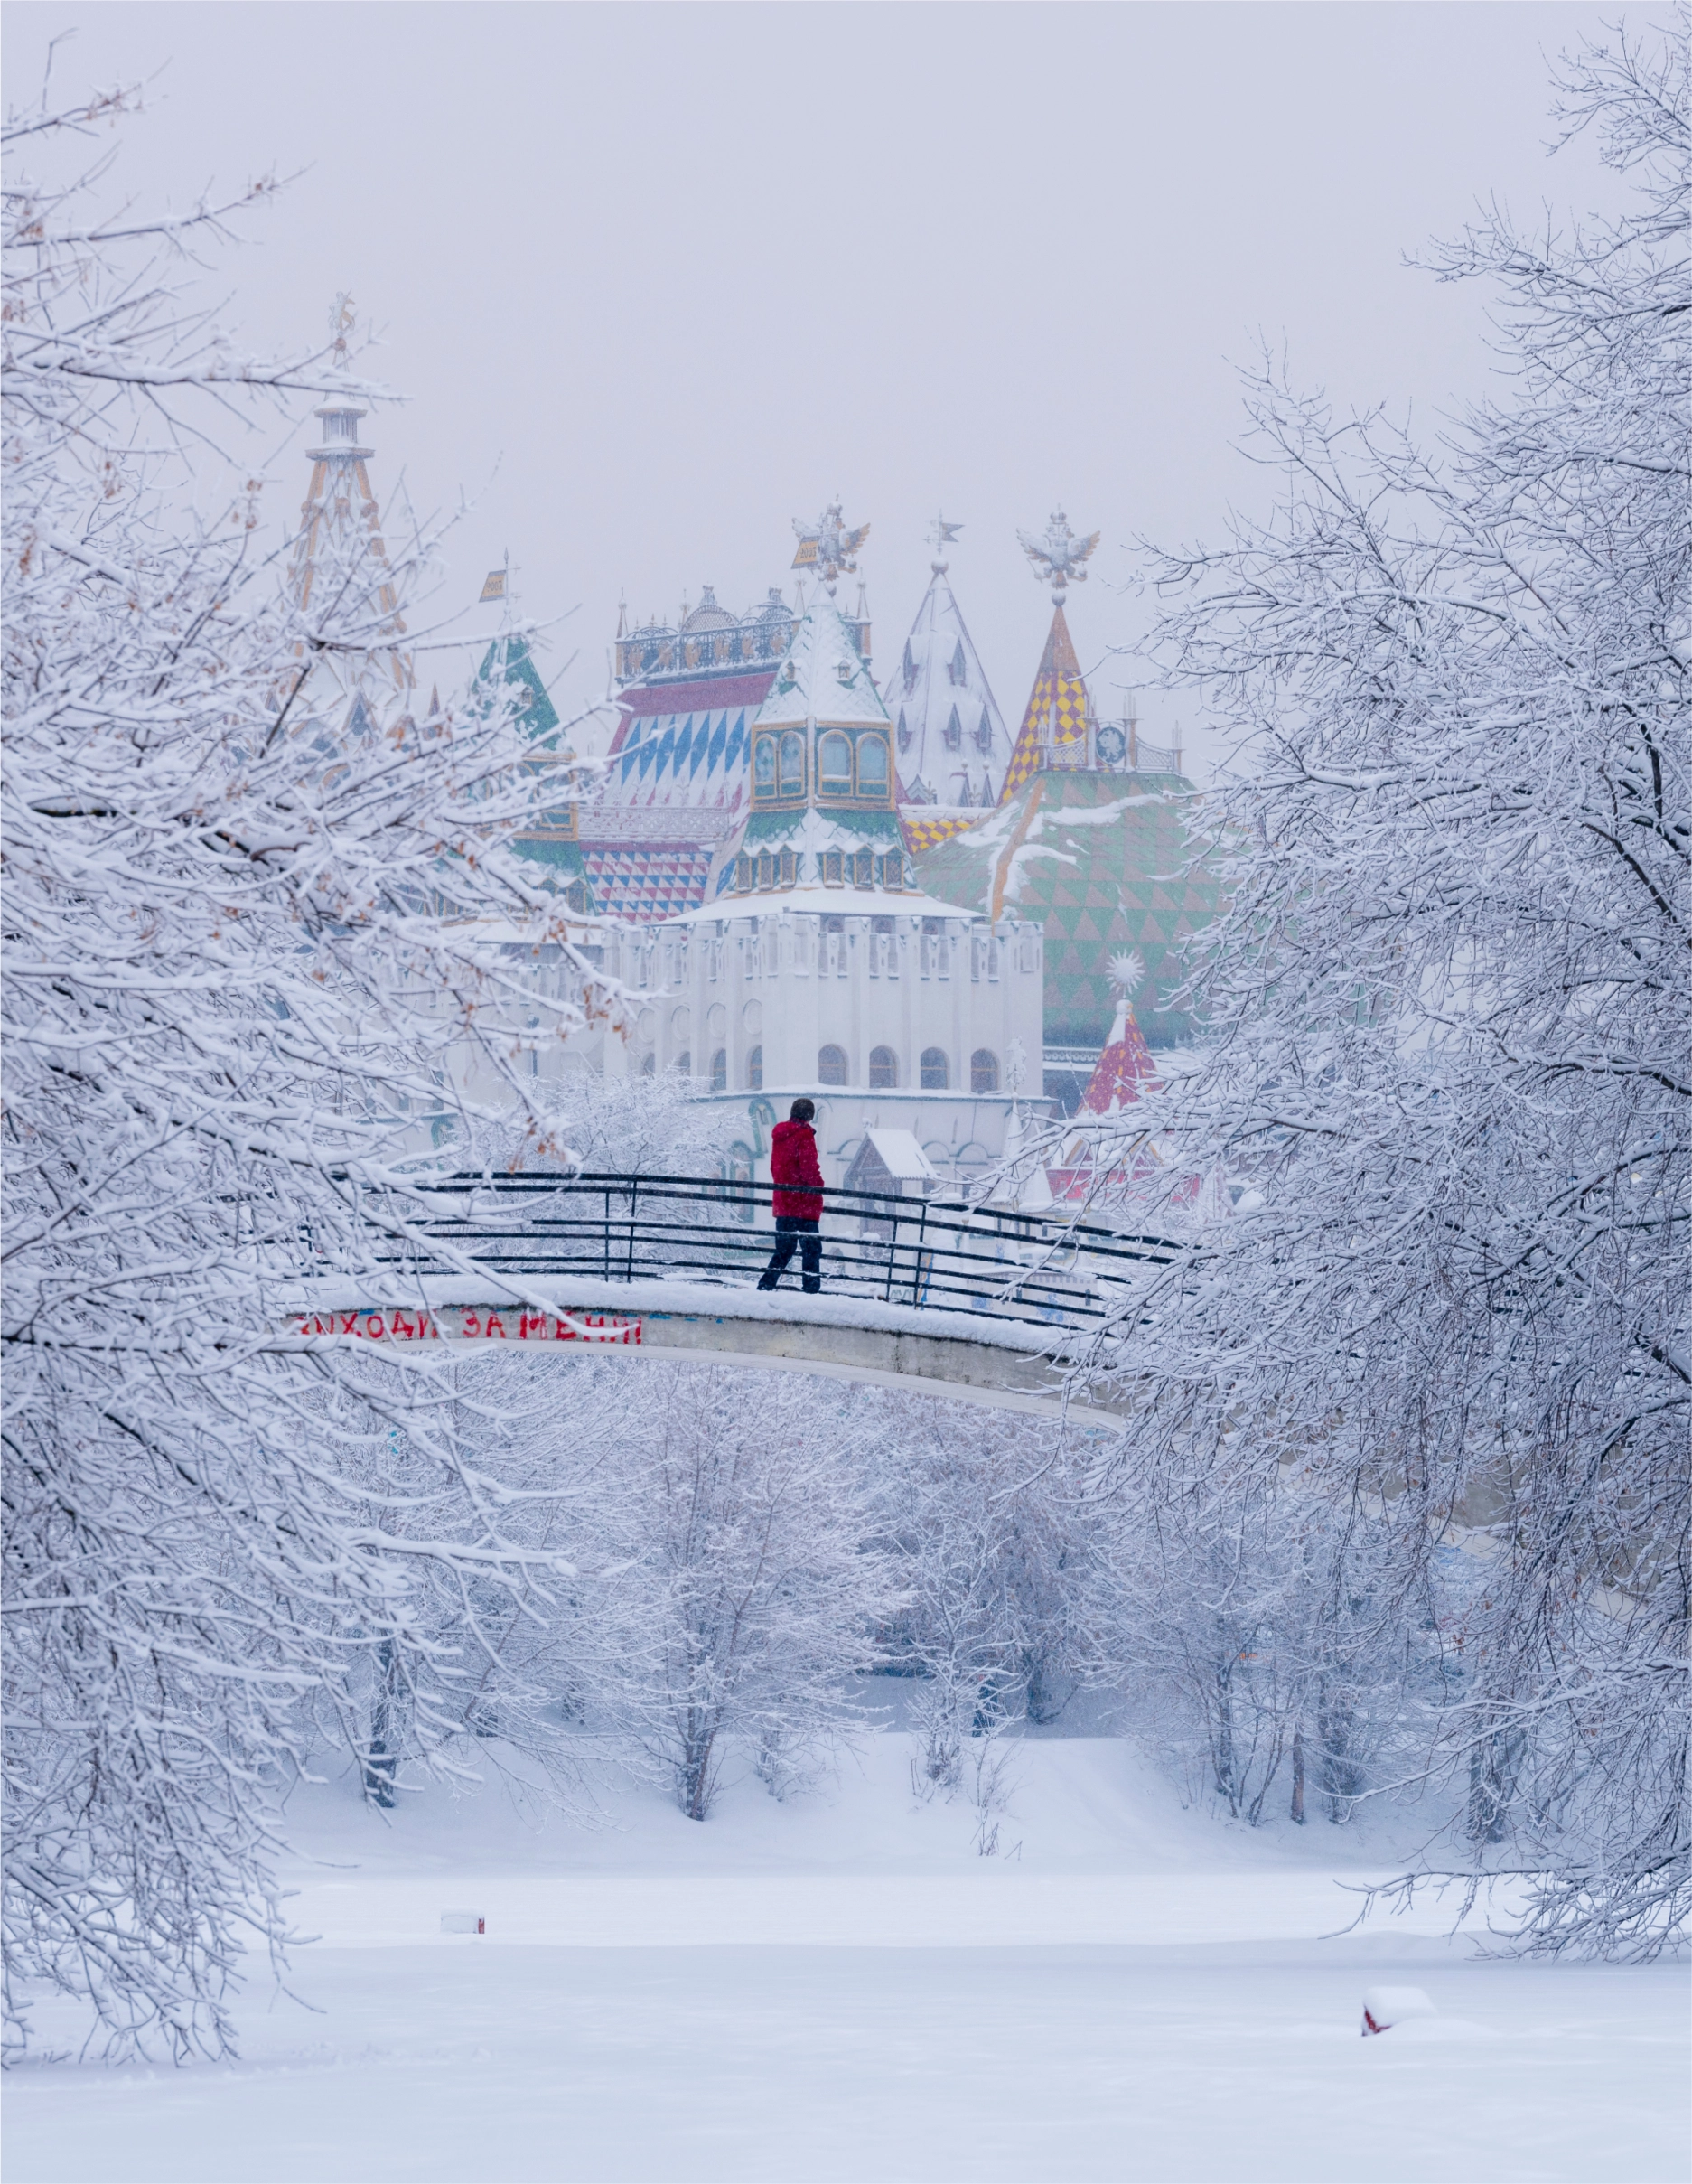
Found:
[286,1286,1128,1431]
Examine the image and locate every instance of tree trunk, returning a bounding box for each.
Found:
[364,1638,399,1810]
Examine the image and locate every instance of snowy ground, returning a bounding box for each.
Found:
[7,1731,1687,2184]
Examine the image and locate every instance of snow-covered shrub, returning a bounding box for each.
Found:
[470,1058,738,1181]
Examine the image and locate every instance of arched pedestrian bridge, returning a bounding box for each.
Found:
[289,1174,1179,1428]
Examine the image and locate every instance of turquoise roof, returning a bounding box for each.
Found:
[473,634,561,743]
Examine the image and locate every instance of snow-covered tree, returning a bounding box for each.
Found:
[868,1405,1098,1787]
[473,1058,741,1181]
[1107,21,1688,1954]
[1095,1460,1438,1828]
[538,1363,897,1818]
[2,94,614,2057]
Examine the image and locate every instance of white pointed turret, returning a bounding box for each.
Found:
[883,529,1010,828]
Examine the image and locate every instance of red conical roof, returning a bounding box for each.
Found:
[1080,992,1159,1113]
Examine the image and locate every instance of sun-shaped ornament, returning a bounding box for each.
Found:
[1108,950,1145,998]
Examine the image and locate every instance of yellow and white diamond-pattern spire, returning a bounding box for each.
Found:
[997,597,1096,801]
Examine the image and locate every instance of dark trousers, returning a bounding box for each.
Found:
[759,1215,820,1293]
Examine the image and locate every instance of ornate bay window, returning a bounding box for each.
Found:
[808,726,893,809]
[753,729,807,803]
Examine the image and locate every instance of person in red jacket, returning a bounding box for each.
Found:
[758,1097,825,1294]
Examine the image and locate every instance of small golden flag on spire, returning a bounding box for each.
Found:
[479,568,508,603]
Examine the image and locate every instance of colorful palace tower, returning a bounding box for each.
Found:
[467,567,594,914]
[910,510,1219,1082]
[718,519,910,901]
[1078,951,1161,1112]
[577,516,1046,1191]
[579,586,818,922]
[580,506,887,922]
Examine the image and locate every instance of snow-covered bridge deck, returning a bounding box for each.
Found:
[288,1173,1177,1426]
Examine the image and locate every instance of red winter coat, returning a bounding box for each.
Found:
[770,1119,825,1221]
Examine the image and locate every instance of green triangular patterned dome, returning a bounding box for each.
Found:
[911,771,1219,1047]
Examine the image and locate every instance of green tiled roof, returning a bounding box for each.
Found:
[912,771,1219,1046]
[474,634,562,743]
[743,806,898,847]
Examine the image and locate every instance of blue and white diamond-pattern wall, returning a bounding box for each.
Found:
[596,670,773,824]
[615,706,749,796]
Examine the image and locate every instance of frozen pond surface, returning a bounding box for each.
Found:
[7,1735,1686,2184]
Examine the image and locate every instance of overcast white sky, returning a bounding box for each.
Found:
[7,2,1620,768]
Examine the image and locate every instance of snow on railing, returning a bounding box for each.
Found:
[355,1172,1177,1337]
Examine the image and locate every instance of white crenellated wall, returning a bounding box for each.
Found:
[596,888,1047,1188]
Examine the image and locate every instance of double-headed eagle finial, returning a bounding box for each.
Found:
[791,503,870,595]
[1017,509,1100,605]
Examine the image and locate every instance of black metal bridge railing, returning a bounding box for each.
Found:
[377,1172,1177,1340]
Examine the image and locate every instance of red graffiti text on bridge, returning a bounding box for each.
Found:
[291,1307,641,1345]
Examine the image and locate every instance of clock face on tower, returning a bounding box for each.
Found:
[1095,721,1128,769]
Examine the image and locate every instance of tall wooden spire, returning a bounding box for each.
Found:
[290,296,412,729]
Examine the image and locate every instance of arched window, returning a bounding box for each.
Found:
[711,1048,728,1092]
[943,705,962,749]
[746,1045,762,1091]
[753,737,777,798]
[779,730,806,796]
[818,1044,849,1087]
[970,1048,998,1093]
[920,1047,949,1091]
[818,731,854,795]
[675,1051,690,1080]
[640,1052,655,1077]
[855,736,890,795]
[869,1045,898,1089]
